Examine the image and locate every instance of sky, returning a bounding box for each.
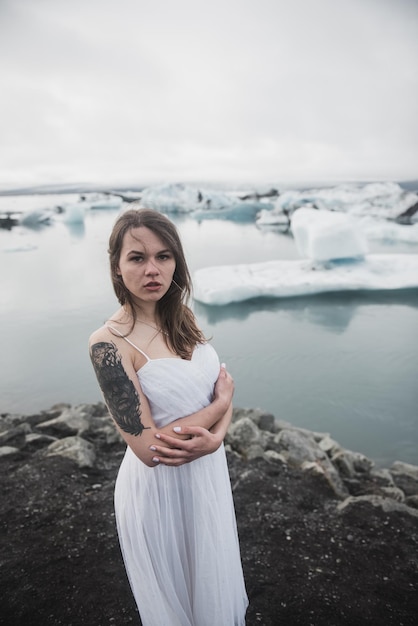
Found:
[0,0,417,190]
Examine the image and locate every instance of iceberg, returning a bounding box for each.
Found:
[193,255,418,305]
[81,193,122,210]
[138,182,272,220]
[358,217,418,244]
[258,182,418,222]
[256,182,418,245]
[194,200,418,306]
[20,209,54,228]
[58,194,121,221]
[140,183,222,213]
[192,200,271,222]
[291,208,369,262]
[256,208,290,228]
[90,195,122,210]
[61,203,86,224]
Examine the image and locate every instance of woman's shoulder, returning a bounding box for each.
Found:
[88,324,114,348]
[88,309,127,347]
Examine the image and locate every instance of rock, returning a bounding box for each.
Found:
[405,495,418,509]
[275,428,321,465]
[275,428,349,498]
[337,494,418,518]
[331,449,374,478]
[318,434,340,454]
[0,445,20,458]
[263,449,286,464]
[23,432,57,449]
[37,406,90,437]
[46,436,96,468]
[0,423,32,446]
[391,460,418,480]
[301,460,326,474]
[246,443,265,460]
[257,412,276,432]
[369,467,396,488]
[84,415,121,445]
[48,402,72,412]
[226,416,261,455]
[25,412,58,427]
[381,486,405,502]
[236,407,278,432]
[390,461,418,497]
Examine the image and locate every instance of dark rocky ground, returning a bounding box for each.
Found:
[1,405,418,626]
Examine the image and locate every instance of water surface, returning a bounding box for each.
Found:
[1,198,417,466]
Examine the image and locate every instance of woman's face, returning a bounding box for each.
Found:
[117,226,176,306]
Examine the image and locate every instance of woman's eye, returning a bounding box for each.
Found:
[131,256,143,262]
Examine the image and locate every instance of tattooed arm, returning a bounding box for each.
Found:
[89,332,232,467]
[90,341,150,437]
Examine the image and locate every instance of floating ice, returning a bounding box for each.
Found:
[192,200,270,221]
[256,182,418,245]
[257,208,290,227]
[58,194,121,218]
[87,194,122,210]
[193,185,418,305]
[139,182,271,220]
[20,209,54,228]
[194,196,418,305]
[193,255,418,305]
[140,183,221,213]
[262,182,418,221]
[291,208,369,262]
[61,203,86,224]
[358,217,418,244]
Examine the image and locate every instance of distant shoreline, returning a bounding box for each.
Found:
[0,178,417,197]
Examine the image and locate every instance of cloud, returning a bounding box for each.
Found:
[0,0,417,188]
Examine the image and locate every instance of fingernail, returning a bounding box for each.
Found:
[221,362,226,368]
[152,456,160,463]
[155,433,161,439]
[173,426,181,433]
[149,446,157,451]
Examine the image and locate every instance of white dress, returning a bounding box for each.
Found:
[114,340,248,626]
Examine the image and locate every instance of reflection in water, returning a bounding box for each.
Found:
[195,290,418,334]
[64,221,86,238]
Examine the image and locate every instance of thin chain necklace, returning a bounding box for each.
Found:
[124,309,168,336]
[136,319,168,336]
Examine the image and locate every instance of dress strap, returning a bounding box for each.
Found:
[106,325,150,361]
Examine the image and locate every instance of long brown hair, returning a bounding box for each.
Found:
[108,206,206,358]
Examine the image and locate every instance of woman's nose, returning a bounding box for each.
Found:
[145,259,159,274]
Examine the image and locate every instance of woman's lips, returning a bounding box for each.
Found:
[144,281,162,291]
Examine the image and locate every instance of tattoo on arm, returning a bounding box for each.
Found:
[90,342,150,436]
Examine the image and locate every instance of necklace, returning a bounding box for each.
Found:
[136,319,168,336]
[122,308,168,336]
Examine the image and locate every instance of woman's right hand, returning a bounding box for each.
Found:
[149,426,222,466]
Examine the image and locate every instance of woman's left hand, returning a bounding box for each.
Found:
[149,426,222,466]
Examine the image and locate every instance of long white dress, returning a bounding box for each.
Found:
[114,340,248,626]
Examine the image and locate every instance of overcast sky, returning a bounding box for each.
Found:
[0,0,417,189]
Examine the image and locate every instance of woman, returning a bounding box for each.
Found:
[89,208,248,625]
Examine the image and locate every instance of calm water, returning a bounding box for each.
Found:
[1,195,418,467]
